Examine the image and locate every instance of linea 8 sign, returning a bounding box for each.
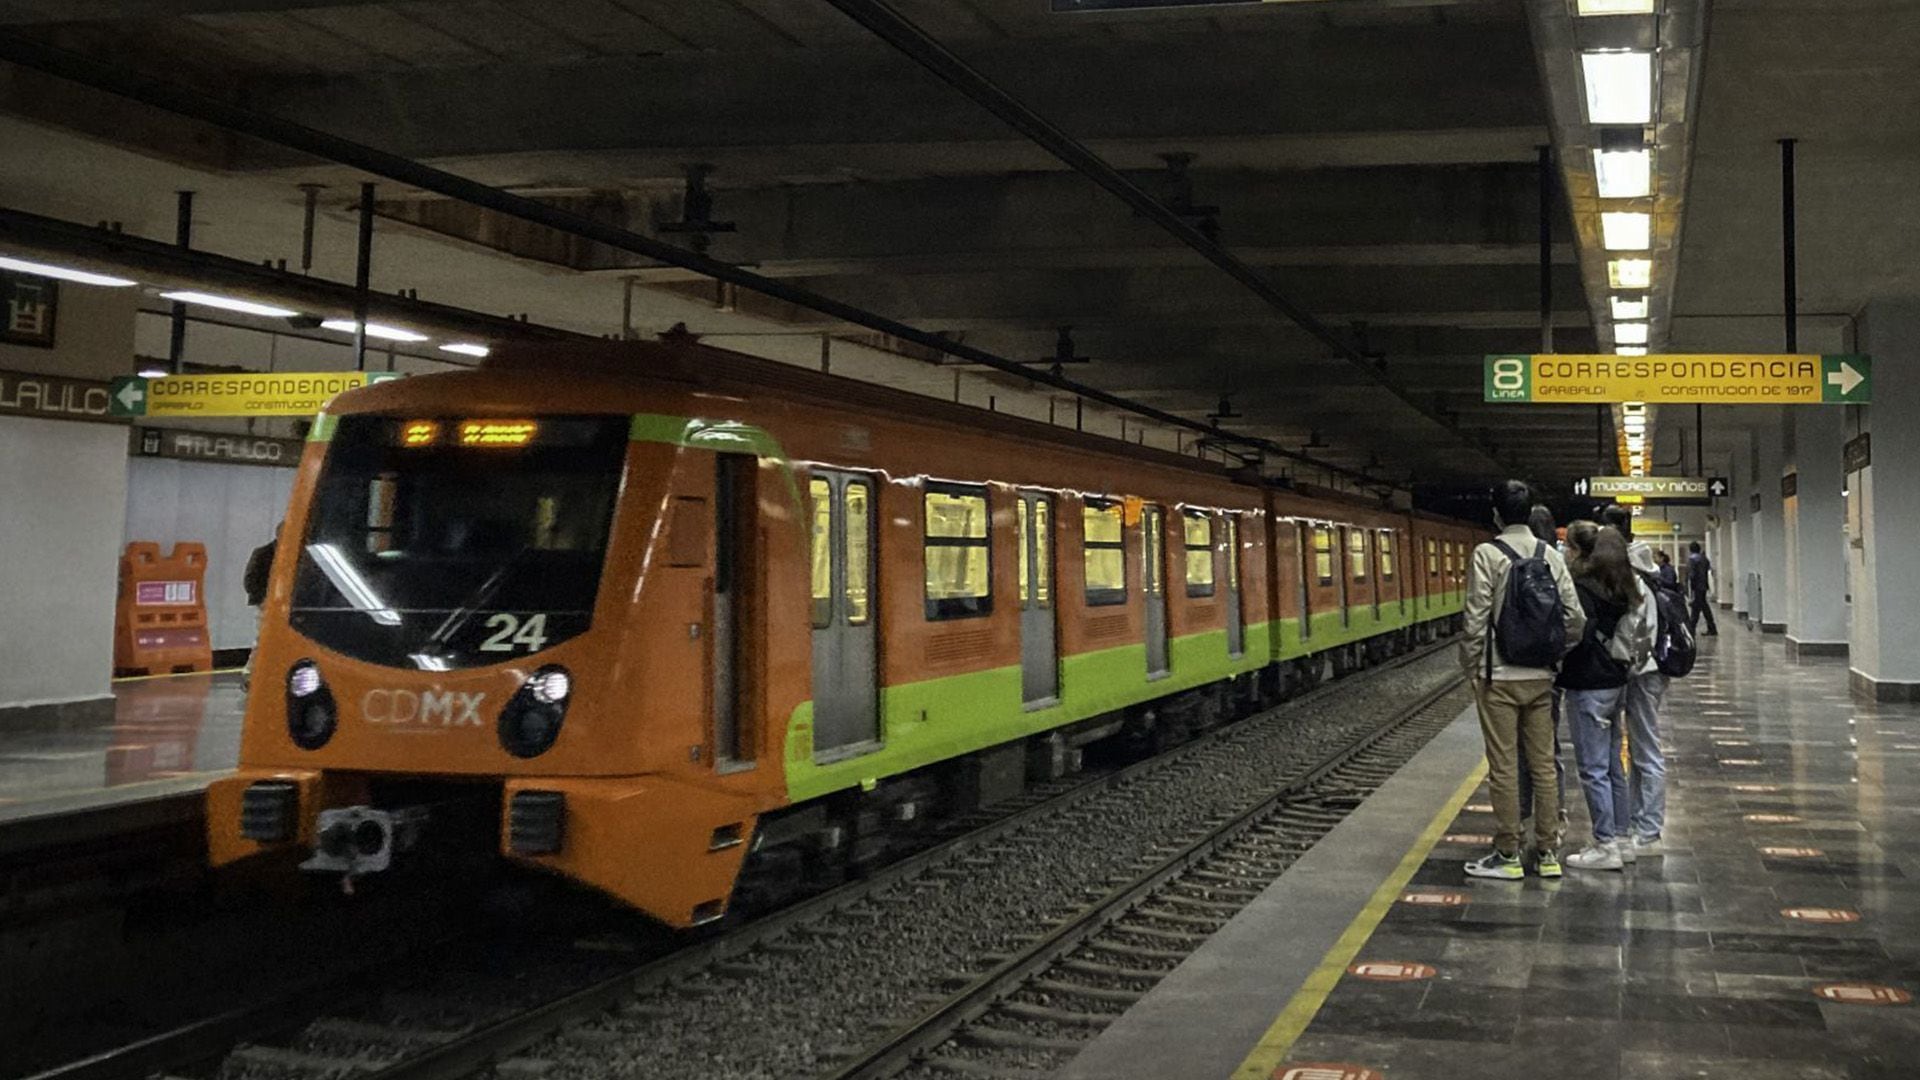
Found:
[1485,355,1531,402]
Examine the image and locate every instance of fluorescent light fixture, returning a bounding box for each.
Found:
[1612,295,1649,320]
[1623,401,1646,414]
[320,319,430,343]
[1626,433,1646,448]
[161,291,300,318]
[1624,414,1647,431]
[439,343,490,358]
[1594,148,1653,198]
[0,255,137,287]
[1615,322,1650,345]
[1610,259,1653,289]
[1577,0,1657,14]
[1602,211,1652,251]
[1581,51,1655,125]
[1631,467,1646,477]
[1617,346,1649,356]
[137,362,169,379]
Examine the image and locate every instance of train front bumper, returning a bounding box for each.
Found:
[208,770,760,928]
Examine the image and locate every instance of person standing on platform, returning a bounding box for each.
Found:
[1558,523,1654,871]
[1687,541,1718,635]
[1460,481,1585,881]
[242,523,280,684]
[1656,549,1678,589]
[1603,505,1670,860]
[1518,502,1570,855]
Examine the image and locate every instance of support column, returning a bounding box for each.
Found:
[1754,414,1788,633]
[1785,407,1848,658]
[1851,298,1920,699]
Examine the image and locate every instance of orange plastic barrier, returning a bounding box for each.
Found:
[114,541,214,676]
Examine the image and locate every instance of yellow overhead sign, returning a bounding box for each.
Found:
[109,371,400,418]
[1484,354,1872,405]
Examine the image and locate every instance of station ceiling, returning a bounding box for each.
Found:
[0,0,1904,494]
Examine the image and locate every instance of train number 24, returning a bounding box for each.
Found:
[480,613,550,653]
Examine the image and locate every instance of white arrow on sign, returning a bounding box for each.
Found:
[1709,479,1730,497]
[116,381,145,411]
[1828,362,1865,396]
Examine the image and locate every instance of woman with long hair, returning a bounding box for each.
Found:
[1557,521,1654,871]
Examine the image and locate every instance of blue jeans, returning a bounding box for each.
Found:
[1566,686,1630,844]
[1624,672,1669,840]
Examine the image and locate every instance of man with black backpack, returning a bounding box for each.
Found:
[1601,506,1693,859]
[1461,481,1587,880]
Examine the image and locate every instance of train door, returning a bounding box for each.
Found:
[1017,491,1059,706]
[1224,514,1244,658]
[1337,526,1352,629]
[808,470,879,757]
[1143,504,1169,678]
[1296,522,1313,642]
[712,454,754,768]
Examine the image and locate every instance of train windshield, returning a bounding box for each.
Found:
[289,414,627,670]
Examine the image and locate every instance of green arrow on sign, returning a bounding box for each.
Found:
[1821,355,1872,403]
[107,376,148,417]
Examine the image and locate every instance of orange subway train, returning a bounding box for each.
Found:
[207,340,1483,927]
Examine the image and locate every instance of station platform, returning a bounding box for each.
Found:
[0,670,242,848]
[1061,627,1920,1080]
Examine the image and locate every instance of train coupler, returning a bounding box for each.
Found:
[300,805,429,884]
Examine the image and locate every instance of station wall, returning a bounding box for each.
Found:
[0,286,137,723]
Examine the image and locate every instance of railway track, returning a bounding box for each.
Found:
[21,640,1462,1080]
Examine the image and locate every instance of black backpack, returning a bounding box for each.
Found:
[1488,540,1568,674]
[1637,568,1697,678]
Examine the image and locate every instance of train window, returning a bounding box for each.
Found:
[1183,511,1215,598]
[1379,531,1395,580]
[1033,499,1052,606]
[1225,515,1240,585]
[845,481,872,625]
[1313,526,1334,585]
[924,484,991,620]
[1348,529,1368,582]
[1426,538,1437,575]
[1083,501,1127,606]
[810,479,833,629]
[289,414,625,670]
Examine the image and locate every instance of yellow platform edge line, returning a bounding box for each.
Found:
[1229,754,1490,1080]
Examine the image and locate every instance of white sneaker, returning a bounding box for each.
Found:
[1614,838,1637,864]
[1566,843,1624,871]
[1632,835,1664,857]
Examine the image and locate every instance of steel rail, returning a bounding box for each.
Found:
[818,0,1508,470]
[814,673,1469,1080]
[0,32,1388,491]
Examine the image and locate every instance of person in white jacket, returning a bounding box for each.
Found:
[1557,521,1657,871]
[1605,506,1671,859]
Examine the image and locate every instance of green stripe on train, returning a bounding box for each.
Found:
[782,600,1462,803]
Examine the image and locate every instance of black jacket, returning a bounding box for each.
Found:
[1555,581,1632,691]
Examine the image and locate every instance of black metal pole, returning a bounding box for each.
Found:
[353,182,374,371]
[1696,403,1705,476]
[299,184,320,273]
[167,190,192,374]
[1538,144,1554,355]
[1780,138,1798,353]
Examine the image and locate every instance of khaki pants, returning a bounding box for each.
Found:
[1473,677,1561,855]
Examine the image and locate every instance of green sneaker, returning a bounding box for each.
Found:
[1535,850,1563,878]
[1465,849,1524,880]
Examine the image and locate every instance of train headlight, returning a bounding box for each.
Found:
[285,660,337,750]
[498,665,571,759]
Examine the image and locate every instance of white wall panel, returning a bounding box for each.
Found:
[0,416,129,709]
